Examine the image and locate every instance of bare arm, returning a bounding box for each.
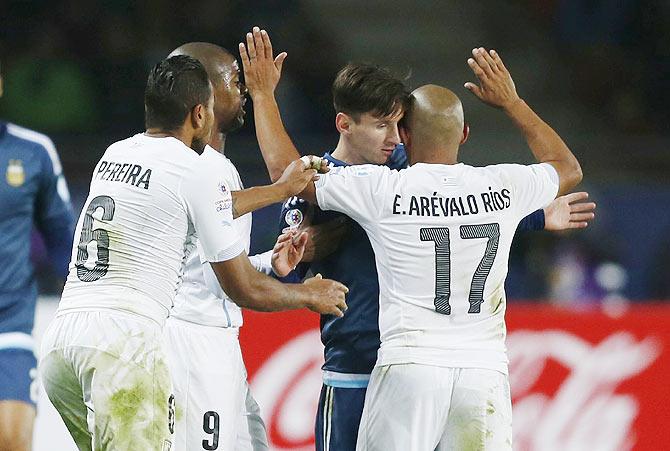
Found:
[210,252,348,316]
[230,159,317,218]
[464,47,582,195]
[239,27,319,204]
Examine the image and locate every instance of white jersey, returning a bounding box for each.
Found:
[170,146,252,328]
[59,135,246,325]
[315,162,559,373]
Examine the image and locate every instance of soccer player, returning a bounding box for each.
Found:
[39,55,348,451]
[163,42,295,451]
[240,27,595,450]
[241,31,584,449]
[0,60,75,451]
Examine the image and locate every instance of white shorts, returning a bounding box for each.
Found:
[356,364,512,451]
[163,317,268,451]
[40,310,174,451]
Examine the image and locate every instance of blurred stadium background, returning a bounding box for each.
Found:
[2,0,669,449]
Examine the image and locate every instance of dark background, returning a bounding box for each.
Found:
[2,0,669,304]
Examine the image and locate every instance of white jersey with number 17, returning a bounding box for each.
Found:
[315,162,558,374]
[59,134,246,326]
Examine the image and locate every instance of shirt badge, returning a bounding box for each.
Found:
[6,159,25,187]
[284,208,304,228]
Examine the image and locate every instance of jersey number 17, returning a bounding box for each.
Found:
[420,223,499,315]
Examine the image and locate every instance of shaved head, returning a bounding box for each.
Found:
[404,84,464,151]
[169,42,247,135]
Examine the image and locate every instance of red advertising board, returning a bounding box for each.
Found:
[240,304,670,451]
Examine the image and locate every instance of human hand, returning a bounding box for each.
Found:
[303,274,348,317]
[238,26,287,99]
[271,229,308,277]
[275,159,318,198]
[544,191,596,231]
[464,47,520,110]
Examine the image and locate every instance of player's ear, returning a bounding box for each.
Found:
[335,112,352,135]
[460,122,470,145]
[191,104,206,129]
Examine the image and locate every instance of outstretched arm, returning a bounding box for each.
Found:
[464,47,582,195]
[230,159,317,218]
[239,26,319,204]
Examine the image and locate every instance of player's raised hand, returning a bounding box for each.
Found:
[464,47,520,110]
[239,26,287,98]
[271,229,308,277]
[544,191,596,231]
[303,274,349,317]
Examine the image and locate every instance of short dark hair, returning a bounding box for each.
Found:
[144,55,212,130]
[332,63,409,122]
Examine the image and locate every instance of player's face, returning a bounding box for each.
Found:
[213,59,247,133]
[348,110,403,165]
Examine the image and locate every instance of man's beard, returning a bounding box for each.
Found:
[221,111,244,133]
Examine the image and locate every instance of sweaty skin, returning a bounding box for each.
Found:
[404,85,465,157]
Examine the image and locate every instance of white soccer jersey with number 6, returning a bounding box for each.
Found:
[59,134,245,325]
[315,161,558,373]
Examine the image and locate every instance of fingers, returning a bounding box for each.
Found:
[570,202,596,213]
[245,31,256,60]
[252,26,265,60]
[464,81,482,98]
[260,28,273,59]
[489,49,508,73]
[467,57,486,81]
[275,52,287,74]
[570,212,595,222]
[238,43,250,72]
[472,47,495,78]
[562,191,589,203]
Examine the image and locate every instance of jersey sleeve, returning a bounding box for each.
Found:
[181,165,246,263]
[517,208,545,232]
[34,141,75,278]
[314,164,389,224]
[496,163,559,220]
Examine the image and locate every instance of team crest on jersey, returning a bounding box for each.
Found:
[5,159,25,187]
[284,208,304,227]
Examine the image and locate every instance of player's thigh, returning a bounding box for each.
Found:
[0,347,37,451]
[40,347,92,451]
[315,384,366,451]
[235,383,269,451]
[439,368,512,451]
[356,364,453,451]
[85,347,174,451]
[164,320,245,451]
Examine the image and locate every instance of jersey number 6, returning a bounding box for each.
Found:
[420,223,500,315]
[75,195,116,282]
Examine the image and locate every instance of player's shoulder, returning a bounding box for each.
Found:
[4,122,61,172]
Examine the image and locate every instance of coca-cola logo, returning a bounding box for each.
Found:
[250,328,661,451]
[508,330,660,451]
[250,330,324,451]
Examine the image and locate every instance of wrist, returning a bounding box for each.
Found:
[250,90,277,103]
[502,97,525,114]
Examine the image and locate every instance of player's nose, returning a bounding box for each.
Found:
[386,125,401,145]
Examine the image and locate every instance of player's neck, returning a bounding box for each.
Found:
[208,131,226,154]
[144,128,192,148]
[409,145,459,165]
[331,138,364,165]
